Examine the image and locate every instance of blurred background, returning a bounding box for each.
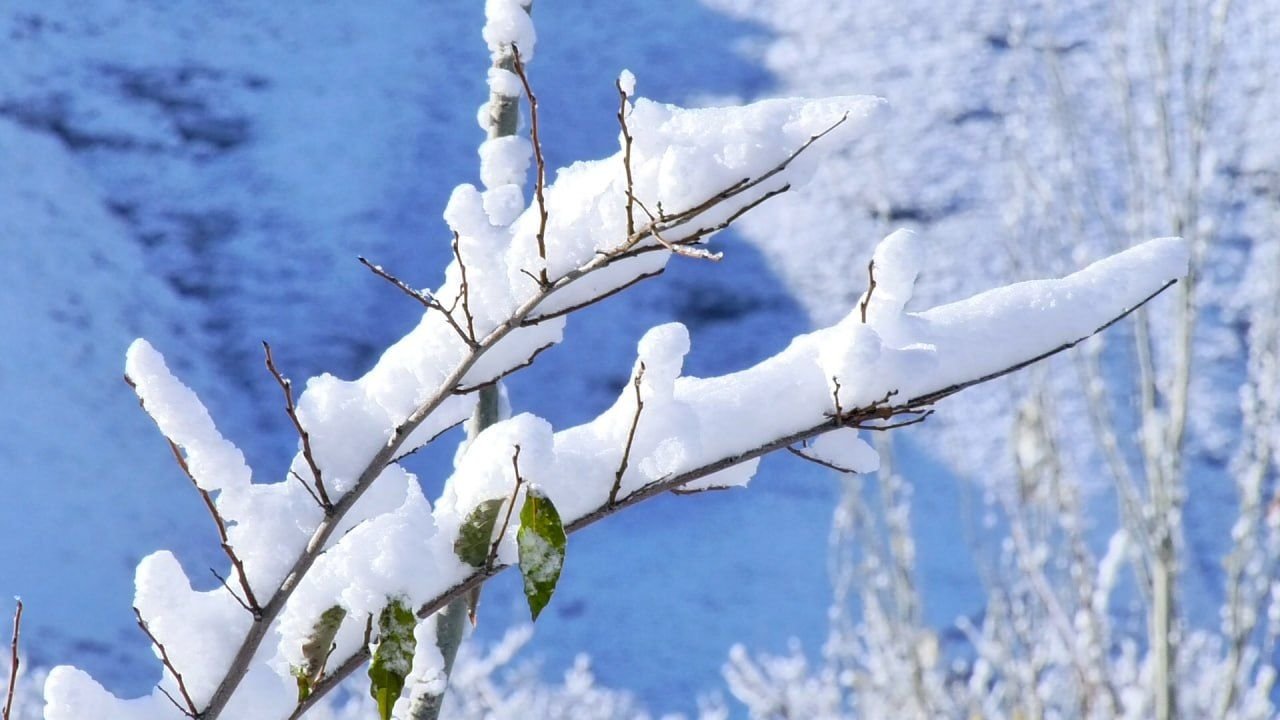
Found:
[1,0,1277,717]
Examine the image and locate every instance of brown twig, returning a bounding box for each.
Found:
[486,446,526,572]
[3,600,21,720]
[164,438,262,616]
[289,470,324,508]
[263,342,332,514]
[358,256,477,349]
[831,377,845,425]
[210,568,254,615]
[123,375,263,618]
[610,363,646,505]
[133,607,199,718]
[510,44,551,287]
[616,78,636,238]
[450,233,480,343]
[632,197,723,261]
[522,269,665,326]
[388,419,466,465]
[787,446,865,474]
[454,341,555,394]
[855,411,935,431]
[859,259,877,324]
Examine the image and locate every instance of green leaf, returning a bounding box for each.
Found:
[368,598,417,720]
[517,486,567,621]
[454,498,506,568]
[292,605,346,702]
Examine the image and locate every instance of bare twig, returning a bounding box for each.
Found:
[454,342,555,395]
[133,607,199,718]
[521,269,665,326]
[855,411,935,431]
[787,445,865,474]
[3,600,21,720]
[210,568,254,615]
[358,256,477,349]
[510,44,551,287]
[616,78,636,238]
[610,363,646,506]
[908,278,1179,408]
[450,233,480,343]
[264,342,332,513]
[486,446,527,573]
[290,470,324,509]
[632,197,723,261]
[124,376,263,618]
[859,260,877,323]
[831,377,845,425]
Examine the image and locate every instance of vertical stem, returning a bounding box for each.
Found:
[412,3,529,714]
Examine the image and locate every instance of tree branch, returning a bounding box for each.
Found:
[264,342,332,514]
[3,600,21,720]
[186,113,862,720]
[290,273,1181,713]
[133,607,199,718]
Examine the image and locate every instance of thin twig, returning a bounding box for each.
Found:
[3,600,21,720]
[854,411,935,431]
[908,279,1180,408]
[521,269,664,326]
[163,437,261,616]
[210,568,253,614]
[451,233,479,343]
[124,375,263,618]
[358,256,477,349]
[510,44,551,287]
[831,378,845,425]
[388,420,466,465]
[787,446,865,474]
[610,363,646,505]
[290,470,324,508]
[263,342,332,513]
[133,607,199,718]
[454,342,555,394]
[616,78,636,238]
[633,197,722,261]
[485,447,526,573]
[859,260,877,324]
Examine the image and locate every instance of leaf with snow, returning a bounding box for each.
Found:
[517,485,566,621]
[454,498,506,568]
[368,598,416,720]
[292,604,346,702]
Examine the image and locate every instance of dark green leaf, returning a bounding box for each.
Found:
[454,498,506,568]
[292,605,346,702]
[368,598,417,720]
[517,486,567,621]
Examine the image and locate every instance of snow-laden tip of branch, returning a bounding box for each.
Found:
[233,231,1188,715]
[483,0,535,61]
[124,339,252,496]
